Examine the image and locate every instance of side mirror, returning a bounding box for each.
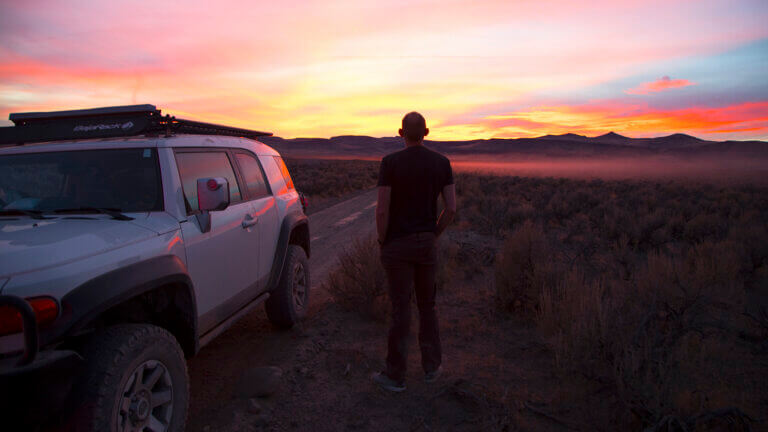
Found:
[197,177,230,211]
[195,177,229,233]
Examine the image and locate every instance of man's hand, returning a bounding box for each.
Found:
[435,184,456,237]
[376,186,391,244]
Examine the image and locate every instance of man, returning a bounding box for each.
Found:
[372,112,456,392]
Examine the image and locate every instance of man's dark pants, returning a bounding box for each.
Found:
[380,232,442,382]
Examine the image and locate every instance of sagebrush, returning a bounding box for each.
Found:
[326,235,457,321]
[477,174,767,429]
[324,235,389,321]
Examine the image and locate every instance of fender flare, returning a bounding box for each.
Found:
[266,212,309,293]
[48,255,198,353]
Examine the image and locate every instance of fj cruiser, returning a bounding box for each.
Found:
[0,105,310,431]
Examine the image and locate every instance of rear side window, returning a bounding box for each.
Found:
[235,152,270,199]
[273,156,294,190]
[175,151,241,212]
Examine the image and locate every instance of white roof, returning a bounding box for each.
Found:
[0,134,280,156]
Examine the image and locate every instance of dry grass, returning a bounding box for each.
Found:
[324,235,389,321]
[495,221,556,312]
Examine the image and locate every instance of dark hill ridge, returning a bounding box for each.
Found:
[592,131,631,145]
[260,132,767,160]
[540,133,590,142]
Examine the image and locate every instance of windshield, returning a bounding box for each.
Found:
[0,148,163,213]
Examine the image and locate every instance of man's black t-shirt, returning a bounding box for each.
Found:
[377,145,453,242]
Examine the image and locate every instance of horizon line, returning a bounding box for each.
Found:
[266,131,768,143]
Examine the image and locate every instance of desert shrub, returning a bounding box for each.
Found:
[450,237,497,280]
[507,201,535,226]
[536,270,612,372]
[465,197,511,235]
[494,221,557,312]
[612,244,757,428]
[545,190,573,222]
[326,234,459,321]
[538,241,762,429]
[683,213,726,243]
[637,208,670,247]
[435,236,460,288]
[727,222,768,280]
[325,235,388,321]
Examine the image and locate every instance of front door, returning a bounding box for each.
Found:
[175,149,260,334]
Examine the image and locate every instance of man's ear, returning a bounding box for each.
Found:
[398,128,404,137]
[424,127,429,137]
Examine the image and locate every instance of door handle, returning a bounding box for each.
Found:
[241,214,258,229]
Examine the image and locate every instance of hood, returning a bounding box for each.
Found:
[0,216,158,278]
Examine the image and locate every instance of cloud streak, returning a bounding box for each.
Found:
[625,76,695,95]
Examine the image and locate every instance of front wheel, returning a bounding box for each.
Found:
[74,324,189,432]
[265,245,310,328]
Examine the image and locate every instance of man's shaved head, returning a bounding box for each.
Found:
[400,111,428,142]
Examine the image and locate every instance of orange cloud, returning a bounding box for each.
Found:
[625,76,695,95]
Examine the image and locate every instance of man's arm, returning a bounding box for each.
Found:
[376,186,391,243]
[435,184,456,237]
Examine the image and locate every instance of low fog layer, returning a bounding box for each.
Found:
[449,156,768,183]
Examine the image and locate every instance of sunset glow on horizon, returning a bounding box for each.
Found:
[1,0,767,141]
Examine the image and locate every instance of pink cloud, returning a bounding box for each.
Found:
[625,76,695,95]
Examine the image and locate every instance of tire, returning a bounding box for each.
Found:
[74,324,189,432]
[265,245,310,328]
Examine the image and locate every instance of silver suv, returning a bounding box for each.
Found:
[0,105,310,431]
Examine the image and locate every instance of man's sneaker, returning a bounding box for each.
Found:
[424,366,443,383]
[371,372,406,392]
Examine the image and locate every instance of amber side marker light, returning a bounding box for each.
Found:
[0,297,59,337]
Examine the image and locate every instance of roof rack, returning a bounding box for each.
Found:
[0,104,272,145]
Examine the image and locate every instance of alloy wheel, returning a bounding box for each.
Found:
[117,359,174,432]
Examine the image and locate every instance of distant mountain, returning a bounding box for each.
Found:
[592,131,631,145]
[260,133,767,160]
[539,133,590,142]
[649,133,707,148]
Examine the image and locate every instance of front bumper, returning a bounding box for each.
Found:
[0,295,84,430]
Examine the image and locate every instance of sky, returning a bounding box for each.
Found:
[1,0,767,141]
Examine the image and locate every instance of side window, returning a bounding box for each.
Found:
[175,151,241,212]
[273,156,295,190]
[235,152,270,199]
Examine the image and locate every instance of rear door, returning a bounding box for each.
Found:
[233,150,280,289]
[174,149,260,334]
